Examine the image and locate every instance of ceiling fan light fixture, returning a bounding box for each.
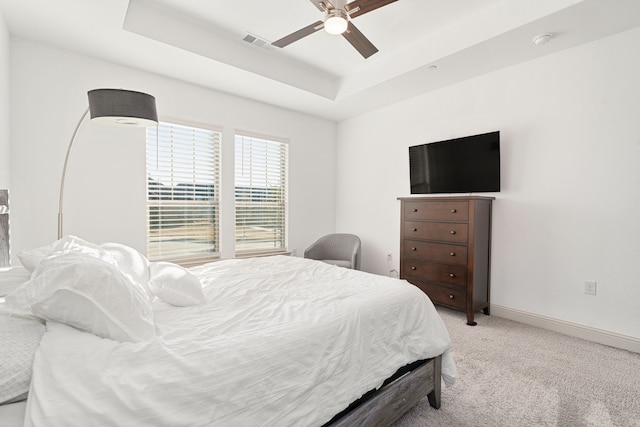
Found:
[324,10,348,35]
[272,0,396,58]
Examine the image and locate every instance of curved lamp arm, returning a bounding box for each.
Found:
[56,89,157,239]
[58,107,90,239]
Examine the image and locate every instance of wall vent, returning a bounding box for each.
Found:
[242,33,275,50]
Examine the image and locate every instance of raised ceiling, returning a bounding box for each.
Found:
[1,0,640,120]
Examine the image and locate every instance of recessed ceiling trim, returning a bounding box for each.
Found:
[123,0,339,100]
[4,0,640,122]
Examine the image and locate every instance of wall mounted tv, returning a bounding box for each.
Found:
[409,131,500,194]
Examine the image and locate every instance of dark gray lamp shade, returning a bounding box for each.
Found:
[87,88,158,127]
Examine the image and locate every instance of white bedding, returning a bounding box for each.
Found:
[24,255,455,427]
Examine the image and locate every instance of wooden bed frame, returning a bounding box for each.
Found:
[325,355,442,426]
[2,237,444,426]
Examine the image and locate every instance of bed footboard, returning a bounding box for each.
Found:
[326,355,442,427]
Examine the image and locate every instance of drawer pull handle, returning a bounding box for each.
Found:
[449,294,455,300]
[411,247,417,251]
[450,252,456,256]
[413,208,418,213]
[411,266,416,271]
[412,228,418,232]
[449,273,455,278]
[450,230,456,235]
[451,209,457,213]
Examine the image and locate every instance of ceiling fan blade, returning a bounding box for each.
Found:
[346,0,398,19]
[272,20,324,48]
[342,21,378,58]
[309,0,335,12]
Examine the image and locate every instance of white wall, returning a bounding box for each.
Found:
[336,27,640,339]
[10,38,336,260]
[0,12,9,188]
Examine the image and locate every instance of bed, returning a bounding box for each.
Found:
[0,236,456,426]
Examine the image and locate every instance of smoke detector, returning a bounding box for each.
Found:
[533,33,553,45]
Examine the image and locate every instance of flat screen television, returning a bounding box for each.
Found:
[409,131,500,194]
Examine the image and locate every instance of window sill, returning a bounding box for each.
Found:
[156,255,221,268]
[234,250,292,259]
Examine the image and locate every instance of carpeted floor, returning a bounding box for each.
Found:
[393,308,640,427]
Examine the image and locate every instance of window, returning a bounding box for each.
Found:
[146,122,221,264]
[235,132,288,255]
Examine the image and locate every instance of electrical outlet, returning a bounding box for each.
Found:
[386,253,397,278]
[584,281,597,296]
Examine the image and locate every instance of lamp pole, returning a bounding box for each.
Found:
[57,107,89,239]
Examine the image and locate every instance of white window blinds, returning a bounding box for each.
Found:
[235,132,288,255]
[146,122,221,264]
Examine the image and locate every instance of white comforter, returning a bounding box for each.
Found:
[25,256,455,427]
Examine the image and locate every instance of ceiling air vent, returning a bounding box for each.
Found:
[242,33,275,51]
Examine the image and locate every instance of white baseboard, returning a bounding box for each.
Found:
[491,304,640,354]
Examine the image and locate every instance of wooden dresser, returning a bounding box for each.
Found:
[398,196,494,325]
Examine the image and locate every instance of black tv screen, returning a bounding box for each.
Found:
[409,131,500,194]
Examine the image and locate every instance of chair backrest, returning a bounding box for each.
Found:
[304,233,361,270]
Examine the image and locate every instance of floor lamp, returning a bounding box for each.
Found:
[58,88,158,239]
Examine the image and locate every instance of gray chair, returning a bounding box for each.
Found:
[304,233,361,270]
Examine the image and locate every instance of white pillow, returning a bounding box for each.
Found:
[0,312,45,404]
[17,235,106,272]
[5,252,155,343]
[101,242,152,299]
[149,262,206,307]
[0,266,31,297]
[17,243,53,272]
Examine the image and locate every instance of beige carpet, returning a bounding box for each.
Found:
[394,308,640,427]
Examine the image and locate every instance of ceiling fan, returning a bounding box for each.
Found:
[272,0,399,59]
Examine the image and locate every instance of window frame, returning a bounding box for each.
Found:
[146,119,222,266]
[234,130,289,257]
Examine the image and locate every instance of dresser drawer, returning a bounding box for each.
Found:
[404,201,469,221]
[402,259,467,287]
[403,240,468,266]
[404,221,468,243]
[409,280,467,310]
